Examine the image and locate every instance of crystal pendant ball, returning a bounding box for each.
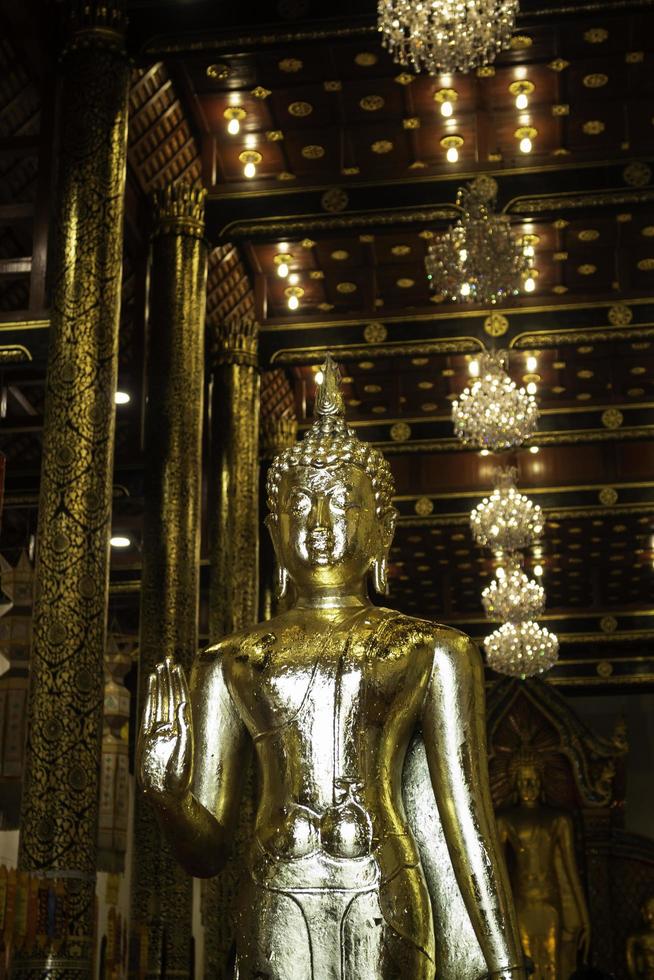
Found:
[452,351,538,451]
[482,563,545,622]
[484,620,559,678]
[471,468,543,552]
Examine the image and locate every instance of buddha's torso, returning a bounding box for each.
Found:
[498,807,563,903]
[223,605,434,877]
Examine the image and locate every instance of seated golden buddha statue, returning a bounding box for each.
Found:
[138,355,526,979]
[496,753,591,980]
[627,896,654,979]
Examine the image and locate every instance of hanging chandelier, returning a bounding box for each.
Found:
[484,620,559,678]
[471,467,543,552]
[482,561,545,623]
[425,179,534,305]
[378,0,519,75]
[452,350,538,451]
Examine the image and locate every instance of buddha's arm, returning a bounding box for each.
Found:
[556,814,591,945]
[626,935,639,979]
[145,650,251,878]
[422,631,525,978]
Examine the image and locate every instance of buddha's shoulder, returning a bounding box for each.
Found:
[374,608,477,653]
[195,622,277,667]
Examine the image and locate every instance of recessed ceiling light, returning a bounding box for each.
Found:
[110,536,131,548]
[114,391,130,405]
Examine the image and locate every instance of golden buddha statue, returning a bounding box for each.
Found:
[627,895,654,979]
[496,753,591,979]
[138,354,526,979]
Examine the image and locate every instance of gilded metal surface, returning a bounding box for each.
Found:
[12,3,129,977]
[627,896,654,978]
[205,315,261,978]
[131,182,208,980]
[497,763,591,977]
[139,356,525,979]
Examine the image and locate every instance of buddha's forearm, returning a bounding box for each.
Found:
[147,789,232,877]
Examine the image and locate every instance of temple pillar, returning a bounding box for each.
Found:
[130,183,207,979]
[259,414,298,620]
[203,316,260,978]
[207,317,260,640]
[12,3,129,977]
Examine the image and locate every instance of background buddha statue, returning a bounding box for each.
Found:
[627,895,654,979]
[496,750,591,980]
[137,354,526,979]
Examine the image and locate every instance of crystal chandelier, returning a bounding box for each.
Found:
[425,179,534,305]
[482,561,545,623]
[378,0,519,75]
[484,621,559,678]
[452,350,538,451]
[471,467,543,552]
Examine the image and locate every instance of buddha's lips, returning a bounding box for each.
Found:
[307,529,335,553]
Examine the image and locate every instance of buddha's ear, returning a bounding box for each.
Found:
[265,515,290,599]
[379,506,397,554]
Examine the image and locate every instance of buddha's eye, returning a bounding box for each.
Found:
[330,490,358,513]
[289,492,311,516]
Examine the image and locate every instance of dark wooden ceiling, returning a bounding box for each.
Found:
[1,0,653,691]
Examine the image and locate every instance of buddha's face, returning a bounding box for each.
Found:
[270,464,391,593]
[516,764,541,805]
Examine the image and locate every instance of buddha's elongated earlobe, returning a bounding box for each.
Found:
[372,556,388,596]
[276,563,289,599]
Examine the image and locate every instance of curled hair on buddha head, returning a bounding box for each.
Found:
[265,352,397,521]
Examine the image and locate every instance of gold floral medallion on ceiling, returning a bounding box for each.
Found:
[553,219,569,229]
[288,101,313,117]
[331,249,349,260]
[394,72,415,85]
[301,238,316,249]
[623,161,652,186]
[360,95,384,111]
[599,487,618,505]
[266,130,284,142]
[396,277,414,288]
[415,496,434,516]
[355,52,377,66]
[626,51,644,62]
[583,73,609,88]
[553,251,568,261]
[279,57,303,72]
[642,226,654,237]
[321,187,348,212]
[302,144,325,159]
[551,104,570,116]
[359,233,375,243]
[578,264,597,275]
[608,303,633,326]
[602,408,624,430]
[390,422,411,442]
[371,140,394,154]
[600,615,618,633]
[364,322,387,343]
[309,270,324,280]
[476,65,495,77]
[552,285,568,294]
[206,63,230,80]
[391,244,411,256]
[251,86,272,99]
[510,35,532,48]
[637,258,654,270]
[278,171,296,181]
[548,58,570,71]
[323,80,342,91]
[582,120,605,135]
[584,27,609,42]
[336,281,357,293]
[578,229,600,242]
[484,313,509,337]
[403,117,420,130]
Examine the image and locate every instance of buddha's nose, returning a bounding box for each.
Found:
[308,495,330,529]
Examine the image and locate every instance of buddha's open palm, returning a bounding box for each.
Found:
[137,658,193,801]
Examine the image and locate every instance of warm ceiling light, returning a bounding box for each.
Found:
[524,275,536,293]
[529,445,540,454]
[441,134,463,164]
[288,273,299,285]
[285,284,304,311]
[447,146,458,163]
[460,281,471,296]
[515,125,537,155]
[434,88,458,118]
[469,358,480,377]
[274,252,292,278]
[288,294,299,310]
[114,390,130,405]
[239,149,262,179]
[526,381,538,395]
[526,355,538,372]
[315,370,324,384]
[516,92,528,110]
[110,535,131,548]
[224,106,246,136]
[534,563,544,577]
[519,136,532,153]
[480,448,490,456]
[509,80,535,112]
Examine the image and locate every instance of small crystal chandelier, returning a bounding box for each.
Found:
[425,179,533,305]
[484,620,559,678]
[452,350,538,451]
[471,468,543,552]
[378,0,519,75]
[482,560,545,622]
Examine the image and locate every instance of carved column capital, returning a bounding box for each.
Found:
[261,413,298,461]
[211,316,259,369]
[152,182,207,240]
[65,0,127,53]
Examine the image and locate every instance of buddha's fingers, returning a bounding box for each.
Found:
[164,658,176,725]
[170,662,184,721]
[174,701,191,778]
[175,663,191,709]
[143,673,156,733]
[156,662,167,724]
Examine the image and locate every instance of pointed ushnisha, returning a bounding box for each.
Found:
[266,352,396,518]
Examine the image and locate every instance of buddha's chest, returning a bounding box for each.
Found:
[227,621,424,745]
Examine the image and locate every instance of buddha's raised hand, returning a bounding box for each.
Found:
[137,657,193,801]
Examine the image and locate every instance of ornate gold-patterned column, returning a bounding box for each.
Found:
[131,183,207,980]
[207,317,260,640]
[13,3,129,977]
[203,316,260,979]
[259,414,298,620]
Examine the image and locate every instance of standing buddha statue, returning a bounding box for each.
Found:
[627,895,654,979]
[137,354,526,979]
[496,752,591,979]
